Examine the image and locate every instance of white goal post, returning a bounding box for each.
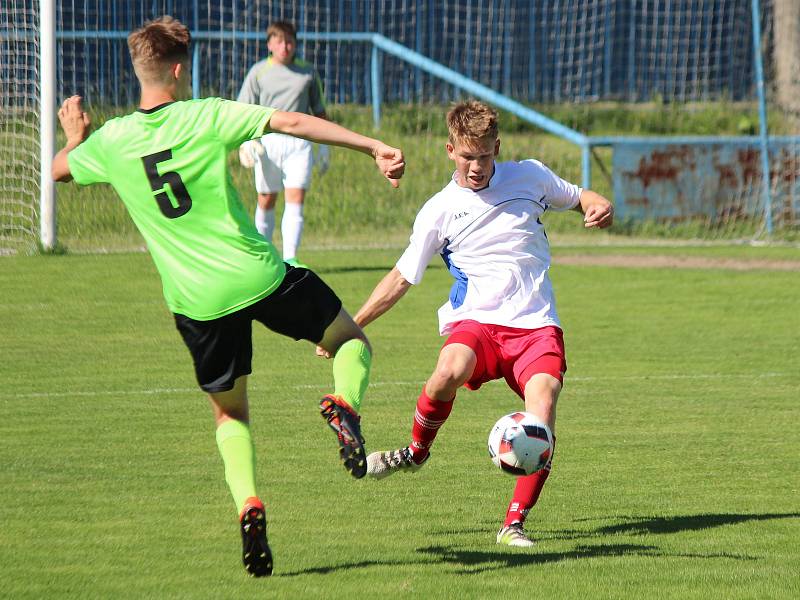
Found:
[40,0,56,250]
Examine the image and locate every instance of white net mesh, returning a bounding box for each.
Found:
[0,1,40,254]
[1,1,798,253]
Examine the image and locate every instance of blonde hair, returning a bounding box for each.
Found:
[127,16,191,84]
[447,100,498,146]
[267,21,297,42]
[446,101,499,147]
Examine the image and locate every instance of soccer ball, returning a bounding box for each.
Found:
[487,412,553,476]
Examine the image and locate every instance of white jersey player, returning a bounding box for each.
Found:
[396,158,581,336]
[237,20,329,268]
[348,100,613,547]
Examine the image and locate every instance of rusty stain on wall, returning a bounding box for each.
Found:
[612,140,800,225]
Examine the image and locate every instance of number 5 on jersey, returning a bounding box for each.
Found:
[142,149,193,218]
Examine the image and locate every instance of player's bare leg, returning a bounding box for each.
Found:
[255,192,278,242]
[426,342,477,400]
[208,376,273,576]
[498,373,561,548]
[282,188,307,266]
[367,343,476,478]
[522,373,561,433]
[317,309,372,478]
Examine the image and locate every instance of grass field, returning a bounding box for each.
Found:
[1,245,798,598]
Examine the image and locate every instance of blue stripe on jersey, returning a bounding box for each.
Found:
[441,240,469,309]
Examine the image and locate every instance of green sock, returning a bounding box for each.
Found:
[333,339,372,412]
[215,419,257,513]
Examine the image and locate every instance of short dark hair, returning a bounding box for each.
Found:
[267,21,297,41]
[128,16,191,82]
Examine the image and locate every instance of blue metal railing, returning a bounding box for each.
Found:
[366,34,591,190]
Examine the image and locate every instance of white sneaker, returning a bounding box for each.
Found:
[496,523,535,547]
[366,447,428,480]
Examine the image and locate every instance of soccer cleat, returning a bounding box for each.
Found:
[366,447,429,480]
[319,394,367,479]
[284,257,309,269]
[496,523,535,548]
[239,498,273,577]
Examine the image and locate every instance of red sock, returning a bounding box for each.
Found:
[409,387,454,463]
[503,437,556,527]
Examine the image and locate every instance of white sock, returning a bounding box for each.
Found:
[281,202,304,260]
[254,206,275,242]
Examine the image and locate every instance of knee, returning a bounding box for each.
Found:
[429,361,471,394]
[348,333,372,357]
[209,398,249,425]
[258,194,277,210]
[328,332,371,359]
[523,374,561,414]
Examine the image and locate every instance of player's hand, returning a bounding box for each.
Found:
[315,345,332,359]
[373,144,405,188]
[584,202,614,229]
[57,95,90,148]
[238,139,265,168]
[314,144,330,176]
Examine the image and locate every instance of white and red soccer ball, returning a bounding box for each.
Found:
[487,412,553,476]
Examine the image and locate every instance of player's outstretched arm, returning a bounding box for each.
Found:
[576,189,614,229]
[267,110,405,187]
[52,95,91,182]
[354,267,412,329]
[316,266,411,360]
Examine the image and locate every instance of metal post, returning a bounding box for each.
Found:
[502,4,511,96]
[528,4,536,100]
[603,4,612,98]
[371,42,381,129]
[627,0,637,100]
[192,43,200,99]
[192,0,200,99]
[40,0,56,250]
[415,0,423,99]
[582,143,592,192]
[751,0,773,234]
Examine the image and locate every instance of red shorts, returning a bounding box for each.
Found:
[443,320,567,399]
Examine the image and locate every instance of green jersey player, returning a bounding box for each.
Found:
[52,16,405,578]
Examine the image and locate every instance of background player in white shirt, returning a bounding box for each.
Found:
[237,20,330,267]
[349,100,613,547]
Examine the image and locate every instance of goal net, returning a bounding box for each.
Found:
[1,1,40,254]
[2,0,797,253]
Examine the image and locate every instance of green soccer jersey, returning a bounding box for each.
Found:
[68,98,285,320]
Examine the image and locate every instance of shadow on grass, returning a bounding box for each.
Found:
[276,559,426,578]
[430,512,800,543]
[277,513,794,576]
[577,512,800,536]
[277,542,756,577]
[417,543,756,574]
[275,545,657,577]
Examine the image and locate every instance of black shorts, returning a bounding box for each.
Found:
[174,265,342,393]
